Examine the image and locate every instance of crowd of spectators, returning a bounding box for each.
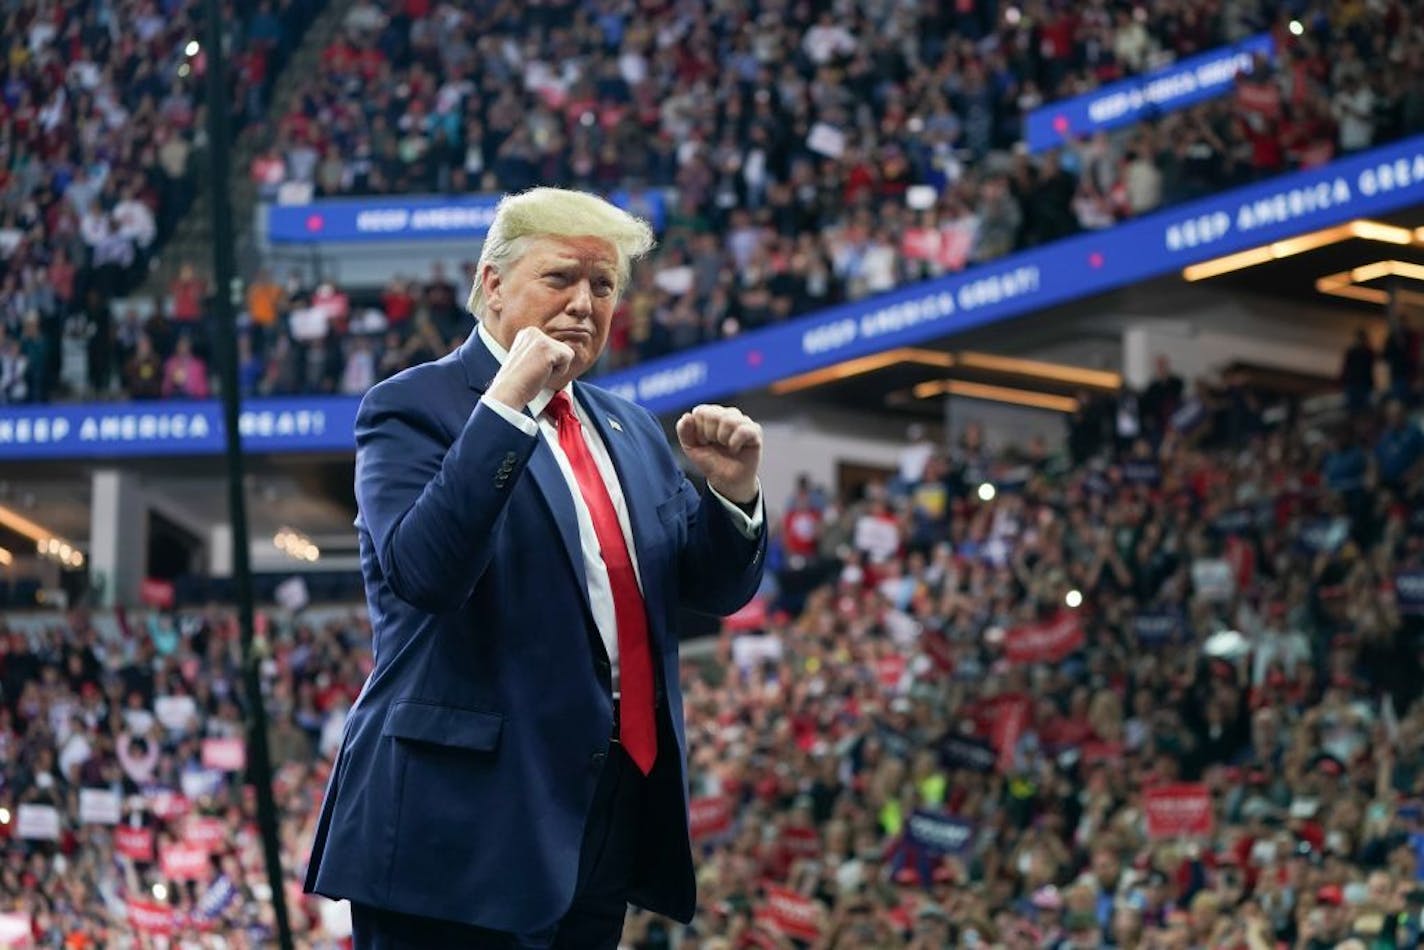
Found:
[1,352,1423,946]
[5,0,1424,405]
[0,0,328,404]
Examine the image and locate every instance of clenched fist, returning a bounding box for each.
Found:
[485,327,576,412]
[676,405,762,504]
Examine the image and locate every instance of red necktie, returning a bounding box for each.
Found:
[546,391,657,774]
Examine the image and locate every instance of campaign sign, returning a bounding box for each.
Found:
[940,734,996,773]
[1133,611,1184,647]
[755,886,822,943]
[905,810,975,856]
[114,825,156,862]
[1121,460,1161,486]
[780,826,822,860]
[201,737,247,773]
[15,804,59,841]
[184,816,228,854]
[1145,784,1214,839]
[688,796,734,843]
[79,788,122,825]
[160,843,212,881]
[1005,613,1085,664]
[127,900,177,936]
[192,875,238,928]
[1396,569,1424,615]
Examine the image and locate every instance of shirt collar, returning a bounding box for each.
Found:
[477,322,567,420]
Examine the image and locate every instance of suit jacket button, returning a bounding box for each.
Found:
[590,750,607,767]
[504,452,517,463]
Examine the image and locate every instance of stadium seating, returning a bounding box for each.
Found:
[1,382,1422,944]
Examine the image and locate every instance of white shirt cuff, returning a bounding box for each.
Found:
[480,396,539,437]
[708,479,764,540]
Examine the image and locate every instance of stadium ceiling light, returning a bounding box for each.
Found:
[768,348,955,395]
[0,503,61,542]
[1181,220,1422,282]
[1316,260,1424,306]
[0,547,11,567]
[912,379,1079,413]
[954,352,1121,389]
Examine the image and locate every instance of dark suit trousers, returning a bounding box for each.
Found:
[350,741,644,949]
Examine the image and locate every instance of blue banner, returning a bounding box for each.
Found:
[0,397,358,460]
[905,810,975,856]
[1397,569,1424,616]
[1024,34,1275,152]
[1133,611,1185,647]
[599,136,1424,414]
[266,189,665,244]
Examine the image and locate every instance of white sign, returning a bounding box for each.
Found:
[16,804,60,841]
[155,695,198,733]
[79,788,122,825]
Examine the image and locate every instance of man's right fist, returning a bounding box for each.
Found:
[486,327,575,412]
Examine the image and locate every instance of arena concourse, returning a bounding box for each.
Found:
[2,0,1424,947]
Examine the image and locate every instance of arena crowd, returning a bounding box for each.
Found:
[0,359,1422,947]
[3,0,1423,403]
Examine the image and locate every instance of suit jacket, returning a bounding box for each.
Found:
[303,332,766,932]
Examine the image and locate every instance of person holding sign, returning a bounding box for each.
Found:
[304,188,767,948]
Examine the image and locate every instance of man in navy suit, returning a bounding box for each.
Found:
[303,188,767,948]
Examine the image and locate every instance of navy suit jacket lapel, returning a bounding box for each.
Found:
[459,333,594,625]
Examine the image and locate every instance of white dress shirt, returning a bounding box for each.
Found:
[476,324,763,691]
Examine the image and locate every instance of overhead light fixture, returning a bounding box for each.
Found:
[768,348,954,395]
[0,547,10,567]
[274,528,320,562]
[913,380,1079,412]
[954,352,1121,389]
[1316,260,1424,306]
[0,503,61,542]
[1182,219,1423,282]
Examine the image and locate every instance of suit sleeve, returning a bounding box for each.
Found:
[354,381,539,613]
[622,404,766,616]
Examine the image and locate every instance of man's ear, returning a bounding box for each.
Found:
[482,263,503,315]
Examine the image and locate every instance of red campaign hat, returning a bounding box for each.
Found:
[894,866,922,886]
[1316,884,1344,906]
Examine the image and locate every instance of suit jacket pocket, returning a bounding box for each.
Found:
[381,700,504,752]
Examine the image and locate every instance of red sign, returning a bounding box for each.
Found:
[161,843,211,881]
[780,826,821,860]
[689,796,733,842]
[184,817,228,854]
[146,790,191,821]
[139,578,175,610]
[877,655,906,690]
[755,885,822,943]
[992,696,1030,774]
[114,826,155,862]
[127,900,176,936]
[1145,784,1214,839]
[1005,613,1085,664]
[201,737,246,772]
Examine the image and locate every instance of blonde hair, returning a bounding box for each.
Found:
[466,187,656,316]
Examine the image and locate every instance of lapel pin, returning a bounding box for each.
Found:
[609,417,623,432]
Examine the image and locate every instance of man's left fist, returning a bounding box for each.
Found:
[675,404,762,504]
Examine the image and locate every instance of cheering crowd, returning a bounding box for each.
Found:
[0,0,326,404]
[0,355,1421,947]
[7,0,1424,403]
